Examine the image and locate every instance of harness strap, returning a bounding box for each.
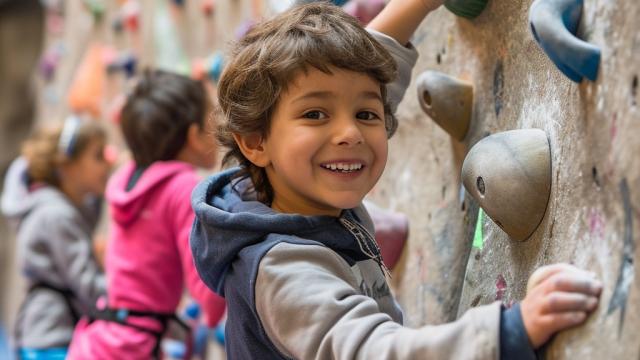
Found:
[14,282,80,350]
[90,307,191,359]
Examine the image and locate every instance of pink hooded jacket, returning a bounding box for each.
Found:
[68,161,225,359]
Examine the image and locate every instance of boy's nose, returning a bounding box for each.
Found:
[334,117,364,147]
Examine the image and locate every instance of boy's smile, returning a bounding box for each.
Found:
[258,66,389,216]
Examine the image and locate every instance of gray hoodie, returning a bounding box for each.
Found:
[1,157,106,349]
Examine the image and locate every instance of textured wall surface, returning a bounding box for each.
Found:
[372,0,639,358]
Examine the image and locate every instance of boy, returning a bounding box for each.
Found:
[191,2,602,359]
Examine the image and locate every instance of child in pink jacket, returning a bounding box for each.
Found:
[67,70,225,359]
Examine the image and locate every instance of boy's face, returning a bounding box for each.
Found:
[261,67,388,216]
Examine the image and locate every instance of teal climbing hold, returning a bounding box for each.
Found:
[444,0,488,19]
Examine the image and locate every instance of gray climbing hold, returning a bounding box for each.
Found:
[417,71,473,141]
[461,129,552,241]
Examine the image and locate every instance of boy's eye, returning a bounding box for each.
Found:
[355,111,380,121]
[302,110,327,120]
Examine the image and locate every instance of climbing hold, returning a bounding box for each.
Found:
[68,44,107,118]
[364,201,409,271]
[529,0,600,82]
[206,52,225,83]
[191,58,207,81]
[201,0,215,16]
[122,0,141,32]
[112,15,124,33]
[295,0,349,6]
[83,0,106,21]
[444,0,488,19]
[106,52,137,78]
[39,42,65,82]
[461,129,551,241]
[416,70,473,141]
[235,20,255,40]
[343,0,386,25]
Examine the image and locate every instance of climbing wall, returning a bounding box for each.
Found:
[14,0,639,358]
[369,0,640,358]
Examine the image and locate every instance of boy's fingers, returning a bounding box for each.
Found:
[544,311,588,333]
[528,263,584,293]
[545,273,603,296]
[541,293,598,314]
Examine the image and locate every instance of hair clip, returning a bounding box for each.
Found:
[58,115,82,156]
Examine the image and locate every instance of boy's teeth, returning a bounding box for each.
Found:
[323,163,363,171]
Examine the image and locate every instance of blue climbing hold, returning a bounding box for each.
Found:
[207,52,225,83]
[213,321,225,345]
[529,0,600,82]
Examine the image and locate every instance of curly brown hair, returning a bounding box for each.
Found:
[217,2,398,203]
[22,119,106,187]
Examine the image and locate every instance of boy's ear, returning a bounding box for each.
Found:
[187,123,208,153]
[232,132,270,168]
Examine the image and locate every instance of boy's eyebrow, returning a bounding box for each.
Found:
[292,90,383,103]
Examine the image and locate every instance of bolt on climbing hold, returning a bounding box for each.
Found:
[444,0,488,19]
[416,71,473,141]
[461,129,552,241]
[529,0,601,82]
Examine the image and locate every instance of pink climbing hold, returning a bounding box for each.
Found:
[495,274,507,301]
[343,0,386,25]
[365,201,409,271]
[202,0,215,16]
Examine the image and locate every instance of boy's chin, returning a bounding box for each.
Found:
[328,197,365,212]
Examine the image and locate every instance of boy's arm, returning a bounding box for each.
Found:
[256,242,502,359]
[367,0,443,46]
[365,0,444,115]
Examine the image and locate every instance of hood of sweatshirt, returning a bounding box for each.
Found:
[107,161,195,226]
[190,167,374,296]
[2,157,103,230]
[1,157,63,223]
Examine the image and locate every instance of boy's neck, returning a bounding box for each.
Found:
[271,195,342,217]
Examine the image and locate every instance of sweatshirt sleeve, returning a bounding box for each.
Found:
[42,209,106,307]
[500,304,537,360]
[172,173,226,327]
[367,28,419,113]
[255,242,501,360]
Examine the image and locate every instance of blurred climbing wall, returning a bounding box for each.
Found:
[8,0,639,359]
[3,0,271,357]
[370,0,640,358]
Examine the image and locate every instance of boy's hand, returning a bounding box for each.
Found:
[520,263,602,348]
